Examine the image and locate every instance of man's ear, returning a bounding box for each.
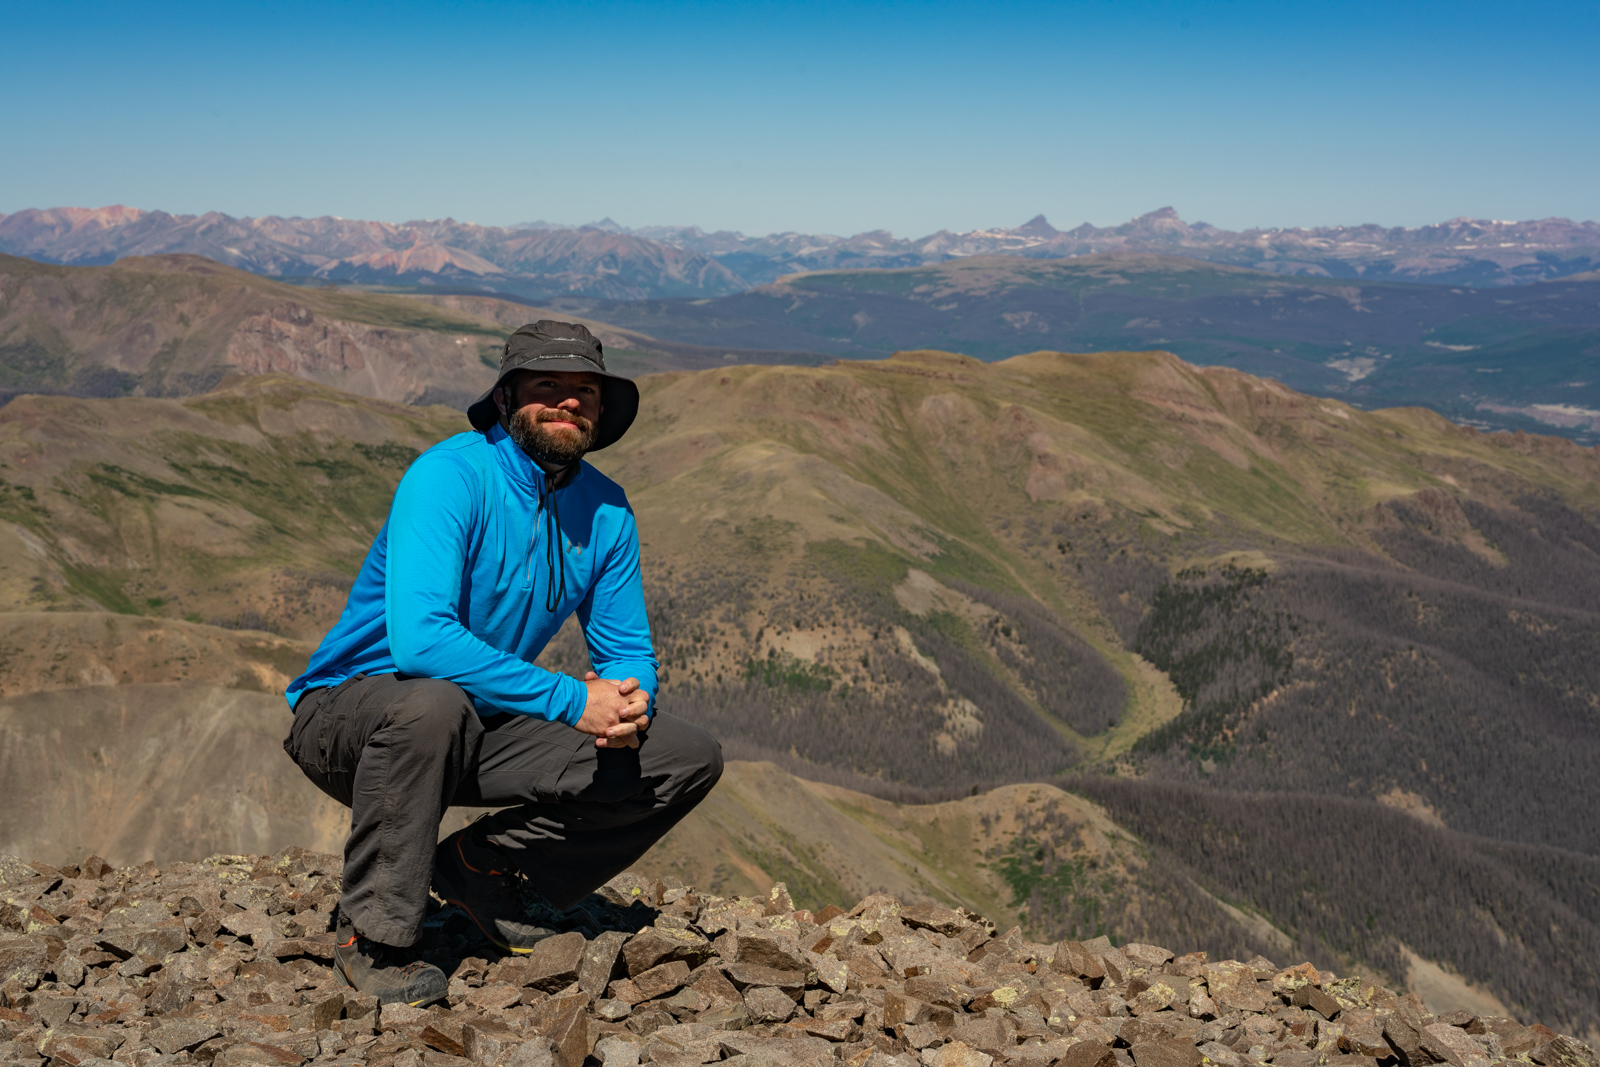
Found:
[493,386,509,418]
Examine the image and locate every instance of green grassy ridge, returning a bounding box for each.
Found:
[0,376,463,632]
[822,355,1313,544]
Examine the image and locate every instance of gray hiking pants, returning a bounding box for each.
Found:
[283,672,723,947]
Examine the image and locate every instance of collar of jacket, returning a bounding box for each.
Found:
[487,422,586,495]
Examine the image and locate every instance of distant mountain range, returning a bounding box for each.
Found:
[621,208,1600,288]
[0,206,745,301]
[3,205,1598,300]
[583,253,1600,443]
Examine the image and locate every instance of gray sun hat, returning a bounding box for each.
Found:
[467,320,639,451]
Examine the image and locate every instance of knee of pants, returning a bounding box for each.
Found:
[674,720,724,799]
[384,678,477,748]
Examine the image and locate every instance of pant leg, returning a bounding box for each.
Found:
[452,710,723,911]
[282,673,483,946]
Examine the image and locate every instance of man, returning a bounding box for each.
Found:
[283,321,722,1006]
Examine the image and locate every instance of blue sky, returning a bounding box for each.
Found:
[2,0,1597,236]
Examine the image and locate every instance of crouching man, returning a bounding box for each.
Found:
[283,321,722,1005]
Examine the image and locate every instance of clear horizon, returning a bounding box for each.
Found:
[3,0,1597,237]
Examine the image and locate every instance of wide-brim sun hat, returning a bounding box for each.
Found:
[466,320,639,451]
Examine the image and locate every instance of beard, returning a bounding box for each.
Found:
[508,406,596,467]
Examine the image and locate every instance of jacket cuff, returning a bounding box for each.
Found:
[557,673,588,727]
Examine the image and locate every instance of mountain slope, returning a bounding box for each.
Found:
[0,252,509,407]
[0,696,1587,1031]
[0,253,815,408]
[577,351,1600,849]
[0,374,463,639]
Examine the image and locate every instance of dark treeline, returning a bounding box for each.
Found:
[1131,565,1296,764]
[1106,486,1600,855]
[1470,838,1600,931]
[1377,492,1600,614]
[668,662,1078,792]
[1118,849,1282,967]
[1065,776,1600,1035]
[624,545,1103,791]
[552,490,1600,860]
[982,798,1281,965]
[1046,513,1171,647]
[950,580,1128,735]
[1128,551,1600,854]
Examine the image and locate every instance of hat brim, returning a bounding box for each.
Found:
[467,356,640,452]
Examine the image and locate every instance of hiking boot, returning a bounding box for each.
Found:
[332,922,448,1006]
[433,821,558,954]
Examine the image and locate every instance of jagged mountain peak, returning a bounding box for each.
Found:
[1016,213,1058,236]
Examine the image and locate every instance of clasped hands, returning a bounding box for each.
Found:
[575,670,653,749]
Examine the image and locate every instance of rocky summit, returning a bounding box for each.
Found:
[1,852,1595,1067]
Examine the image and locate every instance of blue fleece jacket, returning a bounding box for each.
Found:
[285,424,657,724]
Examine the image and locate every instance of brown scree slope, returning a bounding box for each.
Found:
[0,846,1595,1067]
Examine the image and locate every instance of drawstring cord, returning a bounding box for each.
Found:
[501,398,570,613]
[539,471,567,613]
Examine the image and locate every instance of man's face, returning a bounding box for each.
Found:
[496,370,604,468]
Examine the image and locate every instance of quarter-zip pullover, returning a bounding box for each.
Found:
[285,423,657,724]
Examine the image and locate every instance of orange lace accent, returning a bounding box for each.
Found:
[455,835,506,877]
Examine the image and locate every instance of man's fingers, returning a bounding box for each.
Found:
[605,721,639,739]
[596,729,642,750]
[617,677,639,695]
[583,671,600,681]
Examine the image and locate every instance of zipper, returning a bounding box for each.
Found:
[522,467,543,593]
[519,460,567,610]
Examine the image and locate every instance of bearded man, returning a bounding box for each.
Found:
[283,321,722,1005]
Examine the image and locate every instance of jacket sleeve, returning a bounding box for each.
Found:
[578,504,660,707]
[384,452,588,725]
